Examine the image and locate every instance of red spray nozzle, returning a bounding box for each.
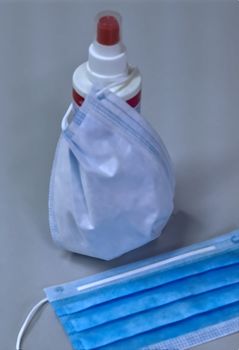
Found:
[97,14,120,46]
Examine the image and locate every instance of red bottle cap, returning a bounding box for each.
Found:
[97,15,120,46]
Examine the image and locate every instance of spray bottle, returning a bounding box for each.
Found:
[72,11,142,111]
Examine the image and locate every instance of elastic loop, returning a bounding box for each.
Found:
[61,103,73,131]
[96,68,137,98]
[16,298,48,350]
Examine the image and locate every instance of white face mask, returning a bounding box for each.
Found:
[48,86,175,260]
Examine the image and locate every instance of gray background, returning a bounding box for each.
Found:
[1,0,239,349]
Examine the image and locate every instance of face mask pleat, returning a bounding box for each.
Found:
[59,262,239,333]
[88,97,172,182]
[68,282,239,349]
[89,93,174,186]
[96,301,239,350]
[101,92,165,156]
[51,250,238,317]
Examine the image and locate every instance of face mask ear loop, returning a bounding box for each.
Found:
[96,67,138,98]
[61,103,73,132]
[16,298,48,350]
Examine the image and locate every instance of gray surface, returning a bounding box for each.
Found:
[1,1,239,349]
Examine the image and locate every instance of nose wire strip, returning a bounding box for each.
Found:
[76,245,216,293]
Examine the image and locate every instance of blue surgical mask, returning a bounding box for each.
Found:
[48,85,175,260]
[16,230,239,350]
